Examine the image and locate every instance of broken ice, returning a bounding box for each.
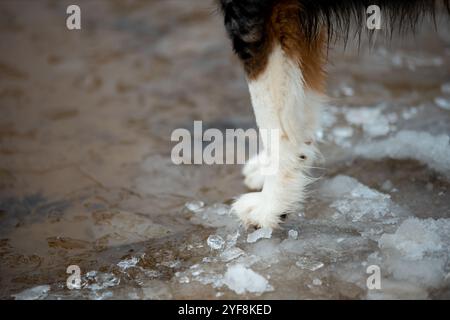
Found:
[247,228,273,243]
[312,278,323,286]
[117,256,140,270]
[322,175,394,222]
[296,257,325,272]
[185,200,205,212]
[207,235,225,250]
[222,264,272,295]
[12,285,50,300]
[288,229,299,240]
[220,247,245,262]
[435,97,450,111]
[355,131,450,178]
[85,272,120,291]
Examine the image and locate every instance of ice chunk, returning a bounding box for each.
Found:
[225,231,240,248]
[178,276,190,284]
[250,239,281,264]
[211,203,230,216]
[117,256,140,270]
[377,218,450,289]
[185,200,205,212]
[320,175,364,198]
[85,272,120,291]
[220,247,245,262]
[354,131,450,178]
[247,228,272,243]
[379,218,443,260]
[222,264,272,295]
[320,175,397,223]
[207,235,225,250]
[288,229,299,240]
[312,278,323,286]
[435,97,450,111]
[296,257,324,271]
[12,285,50,300]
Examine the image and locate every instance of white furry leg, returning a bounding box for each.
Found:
[233,44,324,229]
[234,142,317,229]
[242,152,267,190]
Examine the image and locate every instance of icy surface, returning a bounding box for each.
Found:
[117,257,140,270]
[12,285,50,300]
[296,258,325,271]
[1,1,449,300]
[379,218,444,260]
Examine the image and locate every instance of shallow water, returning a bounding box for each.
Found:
[0,0,449,300]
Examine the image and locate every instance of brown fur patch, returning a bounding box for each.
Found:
[271,0,327,92]
[245,0,327,92]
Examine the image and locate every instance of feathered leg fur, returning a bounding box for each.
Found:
[221,0,326,228]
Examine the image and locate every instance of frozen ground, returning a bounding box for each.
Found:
[0,0,449,300]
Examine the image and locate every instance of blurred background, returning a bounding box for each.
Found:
[0,0,449,300]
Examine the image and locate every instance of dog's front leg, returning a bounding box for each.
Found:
[219,0,326,228]
[232,43,324,229]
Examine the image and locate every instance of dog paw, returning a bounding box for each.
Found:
[232,192,282,229]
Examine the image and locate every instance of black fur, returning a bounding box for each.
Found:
[295,0,450,44]
[219,0,450,55]
[219,0,273,61]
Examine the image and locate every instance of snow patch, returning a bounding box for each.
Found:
[377,218,450,289]
[321,175,394,222]
[222,264,272,295]
[379,218,444,260]
[345,106,391,138]
[354,131,450,177]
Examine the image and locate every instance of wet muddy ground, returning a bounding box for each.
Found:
[1,1,449,299]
